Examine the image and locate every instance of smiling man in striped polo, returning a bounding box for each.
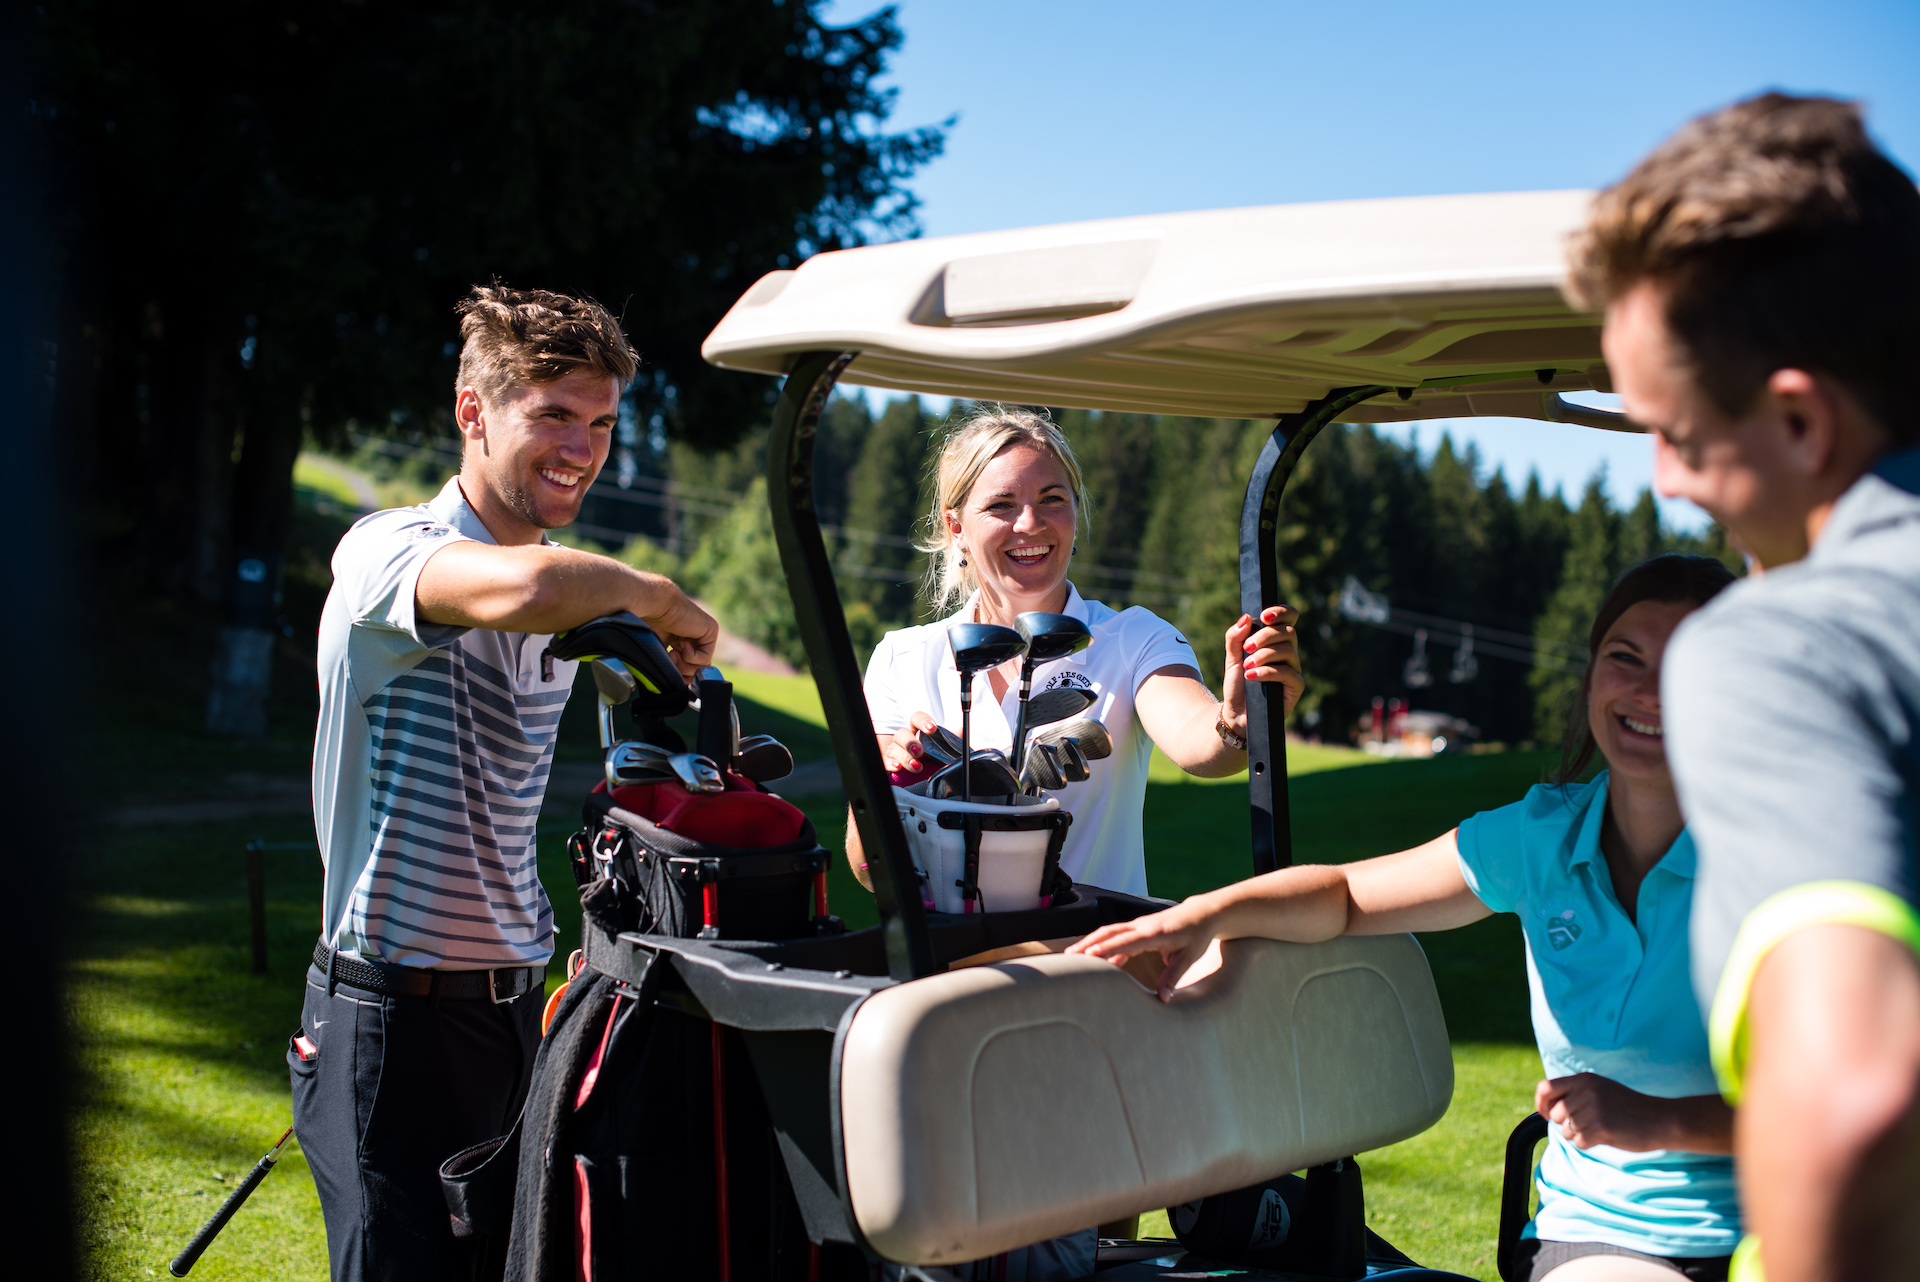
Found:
[296,285,717,1281]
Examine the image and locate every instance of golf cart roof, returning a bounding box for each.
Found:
[703,189,1632,427]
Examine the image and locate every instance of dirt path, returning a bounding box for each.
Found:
[298,451,382,512]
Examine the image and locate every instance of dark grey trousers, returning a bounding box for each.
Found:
[290,966,544,1282]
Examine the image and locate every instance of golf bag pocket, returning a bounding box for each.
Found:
[894,788,1070,913]
[578,781,829,941]
[442,1127,521,1240]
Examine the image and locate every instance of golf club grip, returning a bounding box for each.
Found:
[168,1152,278,1276]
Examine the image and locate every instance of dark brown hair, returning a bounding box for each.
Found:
[454,283,639,407]
[1555,554,1738,786]
[1568,93,1920,444]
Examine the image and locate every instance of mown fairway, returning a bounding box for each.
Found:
[79,670,1548,1280]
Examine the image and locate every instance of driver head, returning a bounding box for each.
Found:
[1014,612,1091,666]
[947,622,1026,676]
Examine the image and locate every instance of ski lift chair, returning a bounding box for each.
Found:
[610,188,1636,1277]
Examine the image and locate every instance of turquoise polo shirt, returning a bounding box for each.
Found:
[1456,774,1739,1257]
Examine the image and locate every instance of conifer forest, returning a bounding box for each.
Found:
[426,392,1740,753]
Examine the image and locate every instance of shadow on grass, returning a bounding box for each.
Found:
[81,735,1548,1278]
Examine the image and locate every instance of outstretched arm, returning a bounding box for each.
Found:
[1139,607,1303,778]
[1068,829,1489,998]
[416,541,717,675]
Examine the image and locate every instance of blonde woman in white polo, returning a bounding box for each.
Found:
[848,405,1302,901]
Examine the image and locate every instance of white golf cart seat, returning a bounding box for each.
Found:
[839,934,1451,1265]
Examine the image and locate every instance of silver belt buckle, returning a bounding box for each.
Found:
[488,967,520,1004]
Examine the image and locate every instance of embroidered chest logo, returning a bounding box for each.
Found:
[1043,671,1093,692]
[1546,908,1582,951]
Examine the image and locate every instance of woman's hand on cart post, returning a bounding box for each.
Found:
[1137,606,1305,779]
[1222,604,1304,724]
[1534,1073,1735,1155]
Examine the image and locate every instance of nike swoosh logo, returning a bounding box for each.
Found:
[310,1020,328,1028]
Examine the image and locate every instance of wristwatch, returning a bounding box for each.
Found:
[1215,715,1247,751]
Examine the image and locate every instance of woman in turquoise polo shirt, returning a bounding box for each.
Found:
[1073,554,1740,1282]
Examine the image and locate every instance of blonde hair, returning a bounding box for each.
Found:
[916,406,1092,614]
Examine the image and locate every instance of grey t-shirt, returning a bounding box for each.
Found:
[311,477,577,968]
[1665,449,1920,1016]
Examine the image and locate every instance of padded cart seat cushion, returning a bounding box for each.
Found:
[838,934,1452,1264]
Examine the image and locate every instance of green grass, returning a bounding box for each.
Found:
[291,453,364,511]
[78,653,1549,1278]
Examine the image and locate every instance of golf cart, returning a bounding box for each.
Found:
[540,189,1625,1280]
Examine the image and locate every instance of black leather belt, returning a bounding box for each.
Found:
[312,938,546,1003]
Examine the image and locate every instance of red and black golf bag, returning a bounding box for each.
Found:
[460,769,856,1282]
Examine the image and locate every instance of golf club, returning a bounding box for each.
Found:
[1010,613,1092,772]
[606,740,678,789]
[735,734,794,783]
[590,657,637,749]
[1023,685,1096,733]
[169,1127,294,1276]
[1027,715,1113,765]
[947,623,1026,804]
[1055,736,1091,782]
[1019,740,1068,794]
[921,749,1022,801]
[669,751,727,793]
[925,725,967,756]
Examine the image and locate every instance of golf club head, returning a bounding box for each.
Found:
[1028,715,1113,763]
[1014,612,1092,664]
[606,740,677,789]
[668,751,726,794]
[923,725,965,762]
[590,657,638,706]
[1019,741,1068,794]
[948,622,1026,676]
[923,750,1021,801]
[734,734,794,783]
[1055,737,1091,783]
[1024,685,1096,729]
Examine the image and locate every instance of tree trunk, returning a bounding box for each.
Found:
[190,339,238,605]
[205,409,299,738]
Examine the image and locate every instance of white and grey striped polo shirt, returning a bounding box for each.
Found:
[312,477,576,969]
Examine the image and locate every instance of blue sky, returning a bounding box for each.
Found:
[819,0,1920,530]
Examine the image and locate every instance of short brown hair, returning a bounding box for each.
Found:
[1569,93,1920,443]
[454,284,639,406]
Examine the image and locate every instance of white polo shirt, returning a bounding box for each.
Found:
[312,478,575,968]
[862,583,1200,897]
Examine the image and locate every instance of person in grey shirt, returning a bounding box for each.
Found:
[1570,94,1920,1282]
[296,285,717,1281]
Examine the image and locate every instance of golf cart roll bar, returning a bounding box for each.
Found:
[768,350,937,980]
[1240,383,1392,873]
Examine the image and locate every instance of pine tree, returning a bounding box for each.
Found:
[841,396,934,622]
[1531,474,1622,749]
[682,477,805,669]
[1061,409,1161,607]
